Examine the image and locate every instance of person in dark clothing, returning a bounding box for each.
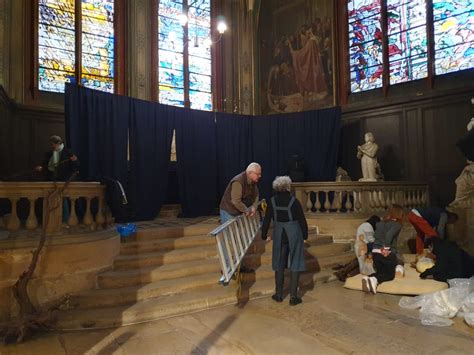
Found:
[408,206,458,255]
[261,176,308,306]
[287,155,306,182]
[362,205,404,294]
[34,135,79,223]
[334,215,381,282]
[35,135,79,181]
[420,238,474,282]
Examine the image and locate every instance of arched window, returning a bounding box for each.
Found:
[348,0,474,93]
[157,0,213,111]
[38,0,120,93]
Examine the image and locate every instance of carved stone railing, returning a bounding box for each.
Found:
[292,181,430,214]
[0,182,112,236]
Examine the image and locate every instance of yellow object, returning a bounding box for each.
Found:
[416,257,435,273]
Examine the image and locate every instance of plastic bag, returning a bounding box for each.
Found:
[399,277,473,327]
[116,223,137,238]
[464,312,474,327]
[399,295,427,310]
[462,293,474,313]
[420,313,453,327]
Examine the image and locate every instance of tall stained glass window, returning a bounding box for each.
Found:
[348,0,474,93]
[158,0,213,111]
[387,0,428,84]
[348,0,383,93]
[38,0,115,93]
[433,0,474,75]
[81,0,115,92]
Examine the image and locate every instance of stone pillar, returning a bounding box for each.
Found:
[128,0,152,100]
[233,0,258,115]
[0,0,13,92]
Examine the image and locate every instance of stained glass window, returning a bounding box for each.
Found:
[387,0,428,84]
[38,0,76,92]
[348,0,383,93]
[433,0,474,75]
[158,0,213,110]
[81,0,115,92]
[38,0,115,93]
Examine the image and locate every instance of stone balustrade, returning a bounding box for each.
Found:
[0,182,112,236]
[292,181,430,214]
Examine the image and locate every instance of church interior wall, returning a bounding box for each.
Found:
[0,0,472,209]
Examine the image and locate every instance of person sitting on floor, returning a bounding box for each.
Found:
[419,238,474,282]
[334,215,380,281]
[261,176,308,306]
[407,206,458,256]
[362,205,405,294]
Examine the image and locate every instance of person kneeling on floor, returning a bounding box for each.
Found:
[362,205,405,294]
[419,238,474,282]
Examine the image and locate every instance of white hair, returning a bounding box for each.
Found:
[246,162,261,173]
[272,176,292,192]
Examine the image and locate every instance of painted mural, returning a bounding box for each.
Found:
[259,0,334,114]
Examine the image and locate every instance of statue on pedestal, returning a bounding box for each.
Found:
[451,118,474,207]
[357,132,382,182]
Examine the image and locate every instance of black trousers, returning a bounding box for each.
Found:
[275,234,300,298]
[371,252,397,284]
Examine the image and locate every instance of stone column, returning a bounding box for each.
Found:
[128,0,152,100]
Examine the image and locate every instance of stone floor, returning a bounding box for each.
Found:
[2,282,473,355]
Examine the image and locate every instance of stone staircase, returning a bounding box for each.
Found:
[55,223,354,330]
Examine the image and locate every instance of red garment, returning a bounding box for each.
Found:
[290,38,327,94]
[408,211,439,255]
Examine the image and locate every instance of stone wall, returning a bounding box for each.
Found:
[0,231,120,322]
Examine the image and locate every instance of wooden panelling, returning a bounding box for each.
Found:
[0,86,65,177]
[340,92,472,206]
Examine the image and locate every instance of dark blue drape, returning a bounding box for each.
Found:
[215,112,253,197]
[175,108,218,217]
[65,84,129,184]
[129,100,175,220]
[252,107,341,198]
[66,83,341,218]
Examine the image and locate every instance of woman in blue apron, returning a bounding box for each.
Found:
[261,176,308,305]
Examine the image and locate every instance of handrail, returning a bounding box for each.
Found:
[292,181,430,214]
[209,200,265,284]
[0,181,110,236]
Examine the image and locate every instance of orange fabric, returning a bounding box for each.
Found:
[408,211,438,255]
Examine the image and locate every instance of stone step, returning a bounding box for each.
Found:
[120,234,216,255]
[243,249,354,271]
[134,224,219,242]
[113,245,217,270]
[120,231,331,256]
[99,258,222,289]
[242,243,352,268]
[246,234,333,253]
[56,269,336,330]
[70,273,221,309]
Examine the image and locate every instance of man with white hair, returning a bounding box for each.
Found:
[217,163,261,282]
[219,162,262,224]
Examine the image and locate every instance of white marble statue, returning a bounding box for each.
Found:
[357,132,379,182]
[451,118,474,207]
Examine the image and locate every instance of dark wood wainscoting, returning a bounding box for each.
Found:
[0,86,64,178]
[340,91,473,206]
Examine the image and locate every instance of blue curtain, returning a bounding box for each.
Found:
[65,84,129,184]
[129,100,175,220]
[215,112,253,197]
[252,107,341,198]
[175,108,218,217]
[66,83,341,218]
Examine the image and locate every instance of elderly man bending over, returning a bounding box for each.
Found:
[219,162,262,223]
[217,163,261,282]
